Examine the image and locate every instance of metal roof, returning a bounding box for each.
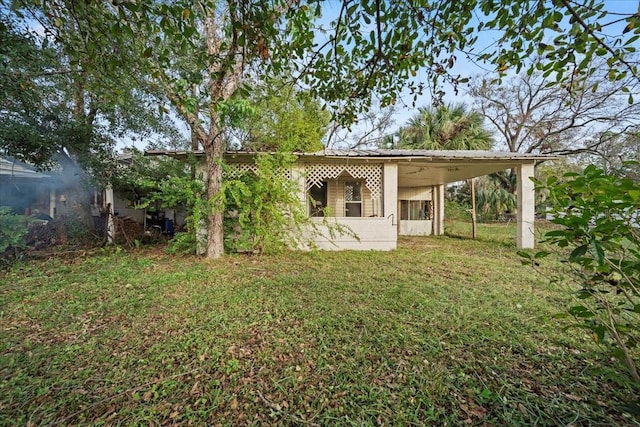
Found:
[145,149,559,162]
[303,149,558,161]
[0,157,51,179]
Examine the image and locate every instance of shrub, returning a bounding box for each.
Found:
[222,153,312,254]
[0,207,29,265]
[521,165,640,381]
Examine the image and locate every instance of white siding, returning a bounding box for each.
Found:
[398,186,432,200]
[399,220,433,236]
[307,217,396,250]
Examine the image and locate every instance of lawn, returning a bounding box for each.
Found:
[1,222,639,426]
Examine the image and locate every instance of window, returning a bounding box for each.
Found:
[309,181,327,217]
[344,181,362,217]
[400,200,432,220]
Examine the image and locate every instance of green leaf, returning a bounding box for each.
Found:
[569,244,588,260]
[591,240,605,264]
[534,251,550,259]
[517,250,532,260]
[568,305,594,318]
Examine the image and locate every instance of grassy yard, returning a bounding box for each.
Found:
[1,222,639,426]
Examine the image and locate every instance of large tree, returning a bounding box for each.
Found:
[468,61,640,155]
[10,0,640,258]
[0,9,179,225]
[232,79,330,152]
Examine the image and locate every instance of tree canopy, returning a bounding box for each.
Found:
[232,79,330,152]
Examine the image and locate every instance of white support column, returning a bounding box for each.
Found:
[49,187,56,218]
[433,184,445,235]
[105,186,115,244]
[382,163,398,249]
[291,163,307,211]
[383,163,398,221]
[516,162,536,249]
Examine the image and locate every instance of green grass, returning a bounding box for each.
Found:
[1,222,639,426]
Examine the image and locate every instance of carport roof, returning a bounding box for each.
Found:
[146,149,559,186]
[299,149,557,161]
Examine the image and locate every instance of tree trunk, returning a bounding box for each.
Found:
[202,115,225,259]
[199,11,243,259]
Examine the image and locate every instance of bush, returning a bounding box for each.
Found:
[521,165,640,381]
[0,207,29,265]
[223,153,311,254]
[444,199,470,221]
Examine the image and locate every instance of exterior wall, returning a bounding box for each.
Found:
[398,187,432,201]
[399,220,433,236]
[308,217,396,250]
[398,186,434,236]
[196,157,399,251]
[303,161,397,250]
[113,193,145,223]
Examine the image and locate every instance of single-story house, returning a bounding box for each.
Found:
[0,156,58,217]
[147,149,558,250]
[1,153,187,242]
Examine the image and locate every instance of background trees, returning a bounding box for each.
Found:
[468,61,640,156]
[0,8,180,227]
[466,61,640,218]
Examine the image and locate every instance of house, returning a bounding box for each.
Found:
[0,156,57,218]
[147,149,559,250]
[0,154,176,243]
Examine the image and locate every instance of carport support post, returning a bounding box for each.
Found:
[434,184,445,235]
[105,186,115,244]
[516,163,535,249]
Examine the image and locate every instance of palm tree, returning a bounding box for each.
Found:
[475,170,517,220]
[397,103,494,237]
[397,103,493,150]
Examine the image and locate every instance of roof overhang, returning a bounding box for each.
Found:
[145,149,560,185]
[0,158,52,180]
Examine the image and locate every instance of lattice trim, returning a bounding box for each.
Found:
[225,163,291,180]
[225,163,257,179]
[305,163,383,200]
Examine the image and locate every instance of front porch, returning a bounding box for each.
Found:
[294,149,556,250]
